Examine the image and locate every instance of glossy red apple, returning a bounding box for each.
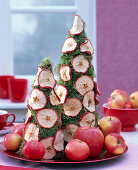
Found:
[111,89,127,103]
[23,140,45,160]
[99,116,122,136]
[74,127,104,157]
[105,133,127,155]
[125,102,132,108]
[129,91,138,108]
[4,133,22,151]
[108,94,126,108]
[65,139,90,161]
[13,123,25,137]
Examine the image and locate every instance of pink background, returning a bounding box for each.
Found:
[97,0,138,117]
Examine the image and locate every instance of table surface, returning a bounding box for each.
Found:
[0,125,138,170]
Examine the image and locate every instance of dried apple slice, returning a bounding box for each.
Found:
[69,15,84,35]
[25,109,32,124]
[59,65,71,82]
[71,55,89,73]
[56,85,68,104]
[53,130,64,152]
[28,89,47,111]
[36,108,58,129]
[80,39,94,56]
[38,70,56,89]
[79,112,96,127]
[75,75,94,95]
[62,124,78,142]
[24,123,39,142]
[63,98,82,117]
[33,66,42,87]
[40,137,56,160]
[49,90,60,106]
[62,37,77,54]
[83,90,95,112]
[94,81,101,95]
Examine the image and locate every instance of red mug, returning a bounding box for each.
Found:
[0,110,16,130]
[0,75,14,99]
[8,78,28,102]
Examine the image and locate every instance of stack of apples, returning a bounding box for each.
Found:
[108,89,138,109]
[65,116,127,161]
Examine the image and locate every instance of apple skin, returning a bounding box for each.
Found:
[74,127,104,157]
[65,139,90,161]
[129,91,138,108]
[108,94,126,108]
[105,133,127,155]
[4,133,22,151]
[125,102,132,108]
[13,123,25,137]
[111,89,127,103]
[99,116,122,136]
[23,140,45,160]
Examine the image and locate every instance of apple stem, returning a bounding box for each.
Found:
[109,117,112,121]
[118,139,121,144]
[89,119,94,127]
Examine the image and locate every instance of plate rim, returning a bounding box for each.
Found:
[0,141,128,164]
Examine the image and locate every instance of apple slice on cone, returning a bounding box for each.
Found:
[25,109,32,124]
[36,109,58,129]
[62,124,78,142]
[56,85,68,104]
[79,112,96,127]
[59,65,71,82]
[80,39,94,56]
[49,90,60,106]
[28,89,47,111]
[53,130,64,152]
[94,81,101,95]
[83,90,95,112]
[75,75,94,95]
[33,66,42,87]
[62,37,77,54]
[63,98,82,117]
[69,15,84,35]
[38,70,56,89]
[24,123,39,142]
[40,137,56,160]
[71,55,89,73]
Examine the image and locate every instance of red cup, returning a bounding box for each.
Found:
[0,75,14,99]
[0,110,16,130]
[8,78,28,102]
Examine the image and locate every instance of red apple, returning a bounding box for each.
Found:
[65,139,90,161]
[23,140,45,160]
[111,89,127,103]
[99,116,122,136]
[125,102,132,108]
[4,133,22,151]
[105,133,127,155]
[74,127,104,157]
[13,123,25,137]
[108,94,126,108]
[129,91,138,108]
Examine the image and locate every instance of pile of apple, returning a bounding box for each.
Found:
[4,116,127,162]
[65,116,127,161]
[108,89,138,109]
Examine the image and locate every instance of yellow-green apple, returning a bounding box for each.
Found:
[65,139,90,161]
[108,94,126,108]
[4,133,22,151]
[99,116,122,136]
[74,127,104,157]
[125,102,132,109]
[129,91,138,108]
[111,89,127,103]
[13,123,25,137]
[105,133,127,155]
